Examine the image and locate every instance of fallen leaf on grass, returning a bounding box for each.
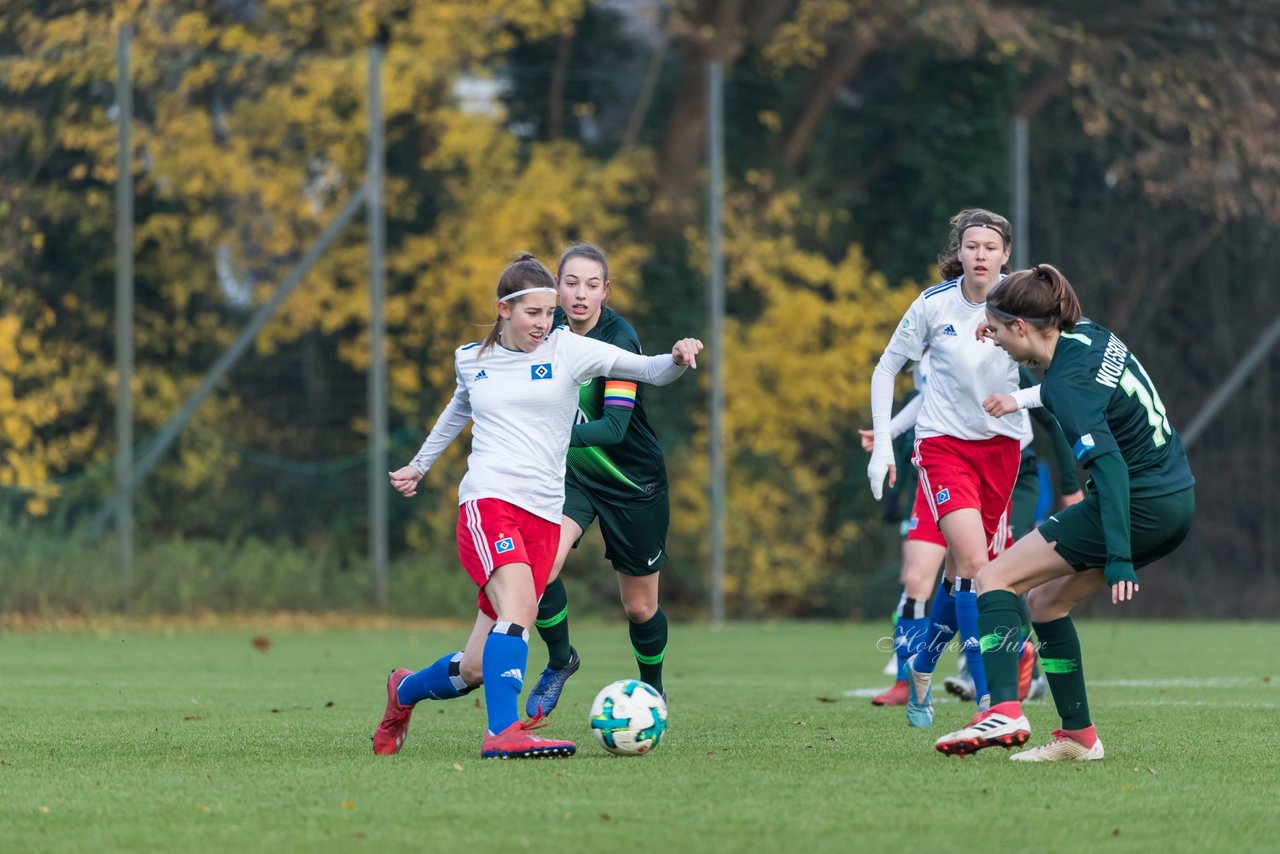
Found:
[324,701,334,708]
[183,715,202,721]
[341,801,356,811]
[39,806,50,814]
[251,636,272,653]
[451,763,464,771]
[815,696,836,703]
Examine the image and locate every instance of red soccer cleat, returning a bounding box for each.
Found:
[1016,640,1036,702]
[372,668,415,755]
[481,714,576,759]
[871,679,910,707]
[934,701,1030,757]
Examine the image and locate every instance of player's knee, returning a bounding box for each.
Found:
[952,552,987,580]
[622,596,657,623]
[458,656,484,687]
[1025,587,1068,622]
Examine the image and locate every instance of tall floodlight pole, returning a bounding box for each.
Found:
[367,45,389,609]
[115,24,135,608]
[1010,116,1029,268]
[707,60,726,623]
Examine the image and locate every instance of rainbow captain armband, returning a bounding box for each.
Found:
[603,380,637,409]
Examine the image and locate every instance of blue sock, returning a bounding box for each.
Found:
[914,579,957,675]
[890,591,906,679]
[895,597,929,680]
[481,622,529,735]
[397,651,474,705]
[955,580,989,704]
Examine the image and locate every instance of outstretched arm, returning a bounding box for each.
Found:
[391,389,471,497]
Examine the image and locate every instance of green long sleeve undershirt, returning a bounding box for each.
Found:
[570,403,634,448]
[1086,450,1135,582]
[1030,405,1081,494]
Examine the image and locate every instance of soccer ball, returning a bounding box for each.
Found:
[589,679,668,756]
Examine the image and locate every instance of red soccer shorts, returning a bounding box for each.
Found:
[906,482,947,547]
[911,434,1019,560]
[456,498,561,620]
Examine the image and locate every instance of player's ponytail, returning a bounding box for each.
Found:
[479,253,557,355]
[987,263,1083,331]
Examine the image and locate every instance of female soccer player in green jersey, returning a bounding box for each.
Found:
[525,243,674,717]
[933,263,1195,761]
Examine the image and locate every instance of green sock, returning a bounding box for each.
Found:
[1017,594,1042,678]
[534,577,572,668]
[630,606,668,694]
[977,590,1024,704]
[1033,615,1091,729]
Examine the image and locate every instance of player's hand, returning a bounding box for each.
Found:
[976,320,994,341]
[983,392,1018,417]
[389,465,424,497]
[672,338,704,368]
[858,427,875,453]
[1060,490,1084,507]
[1110,579,1139,604]
[867,440,896,501]
[1104,559,1138,604]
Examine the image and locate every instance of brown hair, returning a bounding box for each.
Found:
[557,241,609,282]
[938,208,1013,280]
[985,263,1083,332]
[479,252,556,355]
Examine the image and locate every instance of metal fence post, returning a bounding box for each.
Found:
[367,45,389,609]
[707,60,726,624]
[115,23,135,608]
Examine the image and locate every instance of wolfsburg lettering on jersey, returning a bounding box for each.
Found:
[1096,333,1129,388]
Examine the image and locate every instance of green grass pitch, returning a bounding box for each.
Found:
[2,619,1276,852]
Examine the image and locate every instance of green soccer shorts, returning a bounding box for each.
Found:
[562,484,669,576]
[1037,486,1195,571]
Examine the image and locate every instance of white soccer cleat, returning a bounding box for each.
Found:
[934,705,1030,756]
[1010,730,1105,762]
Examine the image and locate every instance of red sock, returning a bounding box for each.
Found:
[990,700,1023,717]
[1061,724,1097,748]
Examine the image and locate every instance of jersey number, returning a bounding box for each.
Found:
[1119,360,1171,447]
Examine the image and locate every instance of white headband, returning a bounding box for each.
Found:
[499,287,558,303]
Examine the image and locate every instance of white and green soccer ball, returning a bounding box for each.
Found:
[589,679,667,756]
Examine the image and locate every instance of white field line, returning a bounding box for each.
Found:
[845,676,1274,700]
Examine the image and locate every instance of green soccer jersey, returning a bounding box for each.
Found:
[1041,319,1195,498]
[556,307,668,504]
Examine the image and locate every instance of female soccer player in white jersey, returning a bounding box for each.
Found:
[371,253,703,759]
[867,208,1024,727]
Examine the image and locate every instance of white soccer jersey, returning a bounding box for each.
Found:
[887,279,1022,442]
[409,326,685,522]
